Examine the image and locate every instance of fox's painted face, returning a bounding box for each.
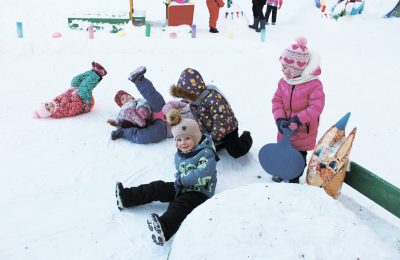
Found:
[307,125,357,198]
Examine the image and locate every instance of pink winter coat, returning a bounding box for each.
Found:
[272,78,325,151]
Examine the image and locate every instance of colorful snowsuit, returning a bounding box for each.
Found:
[51,70,101,118]
[120,133,217,241]
[171,68,252,158]
[117,99,152,128]
[71,70,101,107]
[121,78,194,144]
[121,77,168,144]
[206,0,225,29]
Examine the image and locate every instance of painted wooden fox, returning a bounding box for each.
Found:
[306,113,357,198]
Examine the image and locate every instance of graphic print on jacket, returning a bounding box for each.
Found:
[174,133,217,198]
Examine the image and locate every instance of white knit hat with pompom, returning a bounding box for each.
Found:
[279,36,310,78]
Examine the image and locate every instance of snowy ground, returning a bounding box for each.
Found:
[1,0,400,259]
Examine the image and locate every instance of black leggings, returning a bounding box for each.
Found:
[265,5,278,23]
[289,151,308,183]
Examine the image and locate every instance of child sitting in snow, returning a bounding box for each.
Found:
[108,66,193,144]
[33,62,107,119]
[115,109,218,246]
[170,68,253,159]
[271,36,325,183]
[107,90,152,129]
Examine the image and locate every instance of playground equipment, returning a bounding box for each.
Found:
[68,0,142,32]
[315,0,365,20]
[68,0,196,33]
[165,0,195,27]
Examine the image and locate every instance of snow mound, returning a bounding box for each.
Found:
[169,183,399,260]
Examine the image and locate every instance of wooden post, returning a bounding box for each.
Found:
[129,0,134,24]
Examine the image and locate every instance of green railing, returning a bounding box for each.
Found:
[345,161,400,218]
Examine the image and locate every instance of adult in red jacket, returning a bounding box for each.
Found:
[272,37,325,183]
[206,0,225,33]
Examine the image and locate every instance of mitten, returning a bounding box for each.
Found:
[217,0,225,7]
[107,119,120,127]
[288,116,302,131]
[276,118,289,134]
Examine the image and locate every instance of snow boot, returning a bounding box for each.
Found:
[272,176,283,183]
[147,213,166,246]
[91,61,107,77]
[115,182,125,210]
[111,128,124,140]
[128,66,147,84]
[248,17,260,30]
[256,19,266,32]
[209,27,219,33]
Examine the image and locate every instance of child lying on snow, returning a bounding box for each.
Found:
[108,66,193,144]
[115,109,218,246]
[107,89,153,129]
[33,62,107,119]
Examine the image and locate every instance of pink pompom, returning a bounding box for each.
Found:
[295,36,308,47]
[33,111,40,119]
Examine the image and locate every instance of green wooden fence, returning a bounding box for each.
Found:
[345,161,400,218]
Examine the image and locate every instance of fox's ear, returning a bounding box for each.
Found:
[316,125,345,147]
[335,128,357,160]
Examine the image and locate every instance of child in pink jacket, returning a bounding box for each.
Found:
[271,36,325,183]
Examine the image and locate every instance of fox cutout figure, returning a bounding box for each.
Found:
[306,113,357,198]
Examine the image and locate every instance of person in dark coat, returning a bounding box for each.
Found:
[248,0,267,32]
[170,68,252,159]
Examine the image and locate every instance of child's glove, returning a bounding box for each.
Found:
[276,118,289,134]
[217,0,225,7]
[107,119,120,127]
[288,116,302,131]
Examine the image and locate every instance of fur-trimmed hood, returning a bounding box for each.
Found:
[170,68,206,101]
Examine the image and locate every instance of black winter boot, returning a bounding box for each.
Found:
[147,213,166,246]
[128,66,146,84]
[248,17,260,30]
[256,19,266,32]
[111,128,124,140]
[209,27,219,33]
